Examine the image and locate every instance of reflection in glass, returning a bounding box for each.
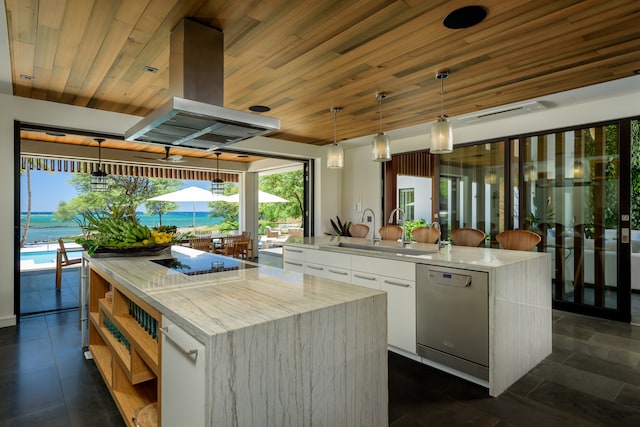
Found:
[523,126,619,310]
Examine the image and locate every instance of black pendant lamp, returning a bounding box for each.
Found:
[211,152,225,195]
[90,138,109,192]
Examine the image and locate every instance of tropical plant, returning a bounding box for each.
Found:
[329,216,352,236]
[404,219,429,241]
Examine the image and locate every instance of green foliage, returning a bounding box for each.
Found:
[330,216,351,236]
[208,183,239,225]
[632,120,640,230]
[404,219,429,241]
[259,170,303,226]
[54,174,182,225]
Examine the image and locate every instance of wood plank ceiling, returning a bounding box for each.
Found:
[5,0,640,161]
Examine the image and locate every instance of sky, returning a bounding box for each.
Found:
[19,170,213,213]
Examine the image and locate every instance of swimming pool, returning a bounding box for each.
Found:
[20,248,82,265]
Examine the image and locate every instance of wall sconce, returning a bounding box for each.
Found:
[429,71,453,154]
[90,138,109,192]
[327,107,344,169]
[372,92,391,162]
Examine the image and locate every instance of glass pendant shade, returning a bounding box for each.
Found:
[430,116,453,154]
[372,132,391,161]
[90,170,109,192]
[327,107,344,169]
[372,92,391,162]
[327,143,344,169]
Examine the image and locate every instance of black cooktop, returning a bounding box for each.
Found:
[151,250,257,276]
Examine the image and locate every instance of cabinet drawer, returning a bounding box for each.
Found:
[305,262,326,278]
[324,266,352,283]
[351,271,381,290]
[283,246,306,261]
[308,249,351,269]
[283,259,305,273]
[351,255,415,281]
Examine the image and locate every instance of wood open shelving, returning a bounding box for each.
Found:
[88,266,160,427]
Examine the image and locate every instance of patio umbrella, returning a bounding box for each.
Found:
[225,190,288,203]
[148,186,230,228]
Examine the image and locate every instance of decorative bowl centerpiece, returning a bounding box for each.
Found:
[75,212,177,257]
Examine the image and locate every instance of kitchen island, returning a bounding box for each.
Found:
[283,236,552,397]
[86,246,387,427]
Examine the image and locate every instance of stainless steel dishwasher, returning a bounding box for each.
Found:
[416,264,489,381]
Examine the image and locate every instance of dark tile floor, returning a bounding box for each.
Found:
[8,253,640,426]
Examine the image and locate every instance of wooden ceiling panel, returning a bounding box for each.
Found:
[5,0,640,158]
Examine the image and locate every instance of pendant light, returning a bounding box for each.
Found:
[327,107,344,169]
[211,152,225,195]
[430,71,453,154]
[372,92,391,162]
[90,138,109,192]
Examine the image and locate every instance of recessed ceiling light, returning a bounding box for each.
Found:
[143,66,159,73]
[249,105,271,113]
[237,154,249,158]
[20,74,35,80]
[45,131,67,137]
[443,5,487,29]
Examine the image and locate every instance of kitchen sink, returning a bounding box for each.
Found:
[334,242,439,255]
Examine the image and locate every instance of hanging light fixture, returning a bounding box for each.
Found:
[430,70,453,154]
[90,138,109,192]
[486,168,498,185]
[327,107,344,169]
[372,92,391,162]
[211,152,225,195]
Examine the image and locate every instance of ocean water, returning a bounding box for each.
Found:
[20,211,223,243]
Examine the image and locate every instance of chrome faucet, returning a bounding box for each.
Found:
[388,208,406,246]
[361,208,377,244]
[432,221,446,249]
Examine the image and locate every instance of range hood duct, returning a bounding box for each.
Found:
[125,19,280,150]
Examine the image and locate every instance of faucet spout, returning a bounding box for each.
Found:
[388,208,407,246]
[361,208,377,244]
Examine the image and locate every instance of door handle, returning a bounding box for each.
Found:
[160,326,198,361]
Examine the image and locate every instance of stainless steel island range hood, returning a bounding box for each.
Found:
[125,19,280,150]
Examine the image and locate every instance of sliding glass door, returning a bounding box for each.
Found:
[439,142,506,243]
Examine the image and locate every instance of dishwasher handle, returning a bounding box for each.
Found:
[427,270,472,287]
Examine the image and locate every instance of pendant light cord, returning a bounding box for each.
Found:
[440,77,444,119]
[333,110,337,144]
[378,96,383,133]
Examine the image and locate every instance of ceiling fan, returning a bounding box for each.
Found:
[136,146,186,163]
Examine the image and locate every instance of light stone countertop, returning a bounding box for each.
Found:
[87,246,384,343]
[284,236,549,271]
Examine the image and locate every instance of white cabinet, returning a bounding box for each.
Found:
[381,277,416,353]
[283,246,417,354]
[352,255,416,353]
[283,246,305,273]
[161,316,206,427]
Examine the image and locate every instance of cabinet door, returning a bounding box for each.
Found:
[381,277,416,353]
[161,316,206,427]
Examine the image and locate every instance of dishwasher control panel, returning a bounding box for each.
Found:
[428,270,472,287]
